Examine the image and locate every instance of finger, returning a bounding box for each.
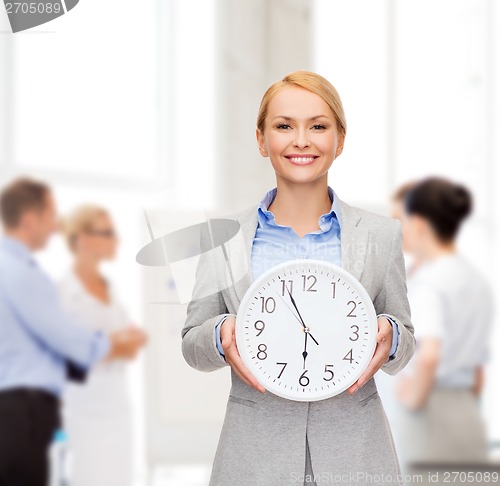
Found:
[220,318,265,392]
[229,327,264,391]
[227,354,265,392]
[220,321,234,351]
[220,320,237,355]
[363,341,390,379]
[347,364,375,394]
[377,324,391,343]
[377,332,387,344]
[375,333,392,359]
[347,366,375,395]
[226,357,259,390]
[226,343,265,393]
[377,318,392,343]
[228,349,265,392]
[347,342,388,394]
[221,331,232,354]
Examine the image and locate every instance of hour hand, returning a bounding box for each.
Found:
[302,332,308,369]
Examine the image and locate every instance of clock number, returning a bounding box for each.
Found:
[276,362,287,379]
[280,279,293,296]
[323,364,335,382]
[346,300,357,317]
[257,344,268,360]
[343,349,354,364]
[260,296,276,313]
[349,325,359,341]
[331,282,336,299]
[301,275,317,292]
[299,370,310,387]
[254,320,265,337]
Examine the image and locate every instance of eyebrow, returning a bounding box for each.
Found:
[272,115,330,121]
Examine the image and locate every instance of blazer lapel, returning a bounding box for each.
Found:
[223,198,369,312]
[338,199,369,282]
[235,206,258,299]
[220,205,258,311]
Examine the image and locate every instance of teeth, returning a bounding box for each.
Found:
[289,157,315,163]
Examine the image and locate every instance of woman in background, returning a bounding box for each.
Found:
[59,205,147,486]
[397,177,492,465]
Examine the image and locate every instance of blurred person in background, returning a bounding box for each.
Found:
[0,177,147,486]
[375,181,421,458]
[396,177,493,465]
[390,181,420,278]
[58,205,146,486]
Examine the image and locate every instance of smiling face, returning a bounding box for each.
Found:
[256,85,345,185]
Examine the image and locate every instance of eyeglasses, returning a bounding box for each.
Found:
[85,229,117,238]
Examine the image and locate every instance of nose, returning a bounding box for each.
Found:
[293,128,311,149]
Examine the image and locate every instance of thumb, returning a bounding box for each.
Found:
[221,329,233,349]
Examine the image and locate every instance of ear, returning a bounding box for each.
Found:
[412,214,428,237]
[256,128,268,157]
[335,133,345,158]
[20,209,35,231]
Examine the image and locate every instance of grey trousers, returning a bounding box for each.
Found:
[304,435,317,486]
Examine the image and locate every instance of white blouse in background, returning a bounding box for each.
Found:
[406,253,494,388]
[58,269,134,486]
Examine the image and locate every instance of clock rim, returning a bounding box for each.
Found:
[235,258,378,402]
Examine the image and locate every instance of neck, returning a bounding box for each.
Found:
[73,255,101,281]
[419,240,456,262]
[269,176,332,228]
[3,229,37,251]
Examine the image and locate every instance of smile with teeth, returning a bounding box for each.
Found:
[285,155,318,165]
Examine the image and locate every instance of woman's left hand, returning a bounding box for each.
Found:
[346,316,393,395]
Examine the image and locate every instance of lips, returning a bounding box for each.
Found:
[284,154,319,166]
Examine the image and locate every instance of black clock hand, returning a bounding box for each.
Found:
[302,332,308,369]
[273,289,320,345]
[285,288,320,346]
[274,290,304,327]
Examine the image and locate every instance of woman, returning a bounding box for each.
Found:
[58,205,147,486]
[396,178,493,465]
[182,71,415,486]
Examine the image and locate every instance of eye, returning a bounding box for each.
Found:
[311,124,327,130]
[276,123,292,130]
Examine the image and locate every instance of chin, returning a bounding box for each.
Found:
[36,238,49,250]
[272,162,331,183]
[276,170,328,185]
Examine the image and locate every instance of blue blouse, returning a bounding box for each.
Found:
[215,186,398,358]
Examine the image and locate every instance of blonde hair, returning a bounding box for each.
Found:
[60,204,110,253]
[256,70,347,136]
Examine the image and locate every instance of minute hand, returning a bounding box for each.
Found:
[286,288,319,346]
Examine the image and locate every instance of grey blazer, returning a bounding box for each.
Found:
[181,197,415,486]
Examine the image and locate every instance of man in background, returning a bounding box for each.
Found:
[0,177,147,486]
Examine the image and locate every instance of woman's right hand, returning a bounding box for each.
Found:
[220,316,265,393]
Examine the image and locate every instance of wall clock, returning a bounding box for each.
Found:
[235,259,378,401]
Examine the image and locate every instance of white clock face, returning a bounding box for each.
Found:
[235,259,378,402]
